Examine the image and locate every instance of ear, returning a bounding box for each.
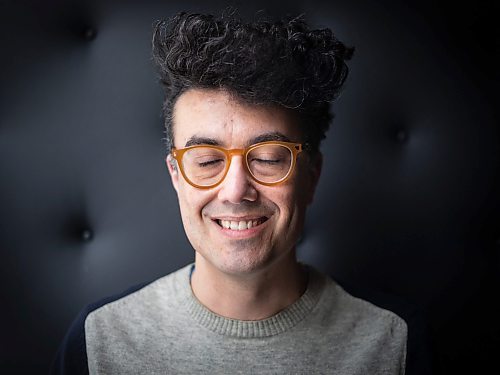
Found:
[166,154,179,193]
[306,152,323,205]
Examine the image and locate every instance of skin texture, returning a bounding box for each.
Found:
[167,89,322,320]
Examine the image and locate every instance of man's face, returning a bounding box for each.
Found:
[167,89,321,276]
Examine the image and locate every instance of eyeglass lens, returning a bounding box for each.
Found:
[181,144,293,187]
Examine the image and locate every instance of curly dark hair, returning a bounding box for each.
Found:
[152,10,353,154]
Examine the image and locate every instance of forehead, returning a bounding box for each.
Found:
[172,89,302,148]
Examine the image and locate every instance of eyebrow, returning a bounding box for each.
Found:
[185,136,221,147]
[247,132,291,146]
[184,132,292,148]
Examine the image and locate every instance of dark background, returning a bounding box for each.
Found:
[0,0,498,373]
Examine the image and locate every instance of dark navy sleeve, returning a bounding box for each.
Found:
[50,280,154,375]
[49,306,91,375]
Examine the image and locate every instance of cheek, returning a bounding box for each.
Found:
[293,173,314,207]
[282,179,310,224]
[268,185,301,223]
[177,183,212,223]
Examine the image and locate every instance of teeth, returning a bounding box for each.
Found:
[218,219,263,230]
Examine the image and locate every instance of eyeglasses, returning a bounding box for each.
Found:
[171,141,304,189]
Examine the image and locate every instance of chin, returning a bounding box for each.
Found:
[220,258,266,275]
[199,250,271,276]
[212,247,292,277]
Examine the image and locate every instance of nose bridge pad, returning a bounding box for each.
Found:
[225,153,250,183]
[217,149,258,202]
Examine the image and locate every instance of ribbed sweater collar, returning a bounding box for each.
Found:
[179,264,326,338]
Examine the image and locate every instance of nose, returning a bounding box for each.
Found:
[217,155,258,203]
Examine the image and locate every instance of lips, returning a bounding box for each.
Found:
[215,217,268,231]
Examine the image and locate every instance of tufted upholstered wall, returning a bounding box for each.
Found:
[1,0,498,373]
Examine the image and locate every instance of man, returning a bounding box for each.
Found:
[52,11,409,374]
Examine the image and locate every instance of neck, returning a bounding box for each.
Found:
[190,253,307,321]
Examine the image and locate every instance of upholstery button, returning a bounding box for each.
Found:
[396,130,407,142]
[84,27,97,41]
[81,229,93,241]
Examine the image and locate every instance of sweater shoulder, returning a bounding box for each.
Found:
[320,273,408,336]
[86,263,192,326]
[50,264,192,375]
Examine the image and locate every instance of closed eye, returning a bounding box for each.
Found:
[199,159,224,167]
[253,158,281,164]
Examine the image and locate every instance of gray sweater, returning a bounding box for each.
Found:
[77,263,407,374]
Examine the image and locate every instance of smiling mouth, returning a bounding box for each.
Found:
[215,217,268,231]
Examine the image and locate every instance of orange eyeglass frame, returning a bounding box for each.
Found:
[171,140,304,189]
